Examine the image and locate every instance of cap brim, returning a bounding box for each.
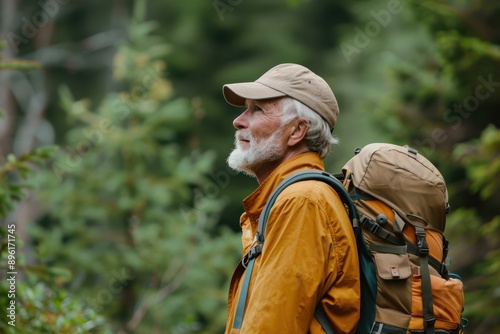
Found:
[223,82,287,107]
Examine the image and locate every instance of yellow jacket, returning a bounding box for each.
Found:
[225,152,360,334]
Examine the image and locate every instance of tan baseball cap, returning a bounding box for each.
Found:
[222,63,339,130]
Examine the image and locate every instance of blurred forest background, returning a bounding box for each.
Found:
[0,0,499,333]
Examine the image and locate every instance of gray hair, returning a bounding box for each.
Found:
[280,97,339,159]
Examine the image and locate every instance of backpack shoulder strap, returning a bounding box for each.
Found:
[232,170,377,333]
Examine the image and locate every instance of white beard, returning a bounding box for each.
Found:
[227,129,286,177]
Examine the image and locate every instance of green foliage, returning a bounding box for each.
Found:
[0,39,50,215]
[0,60,42,70]
[0,42,110,334]
[0,39,52,214]
[454,125,500,199]
[0,119,107,332]
[31,5,240,332]
[0,282,109,334]
[451,126,500,324]
[0,39,41,70]
[0,146,57,217]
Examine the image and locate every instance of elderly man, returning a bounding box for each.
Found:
[222,63,360,333]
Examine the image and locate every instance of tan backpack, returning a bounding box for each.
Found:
[342,143,466,334]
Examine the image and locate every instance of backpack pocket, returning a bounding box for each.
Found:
[373,252,412,280]
[409,273,464,331]
[372,251,413,328]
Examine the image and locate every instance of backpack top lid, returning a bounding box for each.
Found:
[342,143,449,233]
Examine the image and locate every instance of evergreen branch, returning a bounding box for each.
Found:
[0,59,42,71]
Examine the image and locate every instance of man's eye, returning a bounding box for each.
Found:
[253,105,262,112]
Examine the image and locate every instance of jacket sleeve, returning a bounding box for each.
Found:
[240,188,343,333]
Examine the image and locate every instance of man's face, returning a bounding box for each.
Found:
[227,98,291,177]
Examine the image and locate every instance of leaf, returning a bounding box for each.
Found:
[7,154,16,163]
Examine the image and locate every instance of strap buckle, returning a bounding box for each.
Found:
[242,244,262,268]
[247,244,262,260]
[415,229,429,256]
[424,315,436,330]
[360,216,381,235]
[255,231,264,243]
[368,222,381,235]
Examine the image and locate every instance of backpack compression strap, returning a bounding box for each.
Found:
[232,170,376,333]
[415,226,436,334]
[359,214,446,275]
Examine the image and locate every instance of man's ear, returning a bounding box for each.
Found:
[287,119,309,147]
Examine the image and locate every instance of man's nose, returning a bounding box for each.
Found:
[233,109,249,130]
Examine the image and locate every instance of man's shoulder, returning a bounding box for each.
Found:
[270,178,350,225]
[276,178,343,206]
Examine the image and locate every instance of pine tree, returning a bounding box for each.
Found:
[31,1,240,332]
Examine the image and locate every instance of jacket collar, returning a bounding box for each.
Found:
[242,152,325,226]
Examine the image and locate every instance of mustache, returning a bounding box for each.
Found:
[235,131,253,142]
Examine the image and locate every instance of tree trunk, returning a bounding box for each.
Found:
[0,1,17,159]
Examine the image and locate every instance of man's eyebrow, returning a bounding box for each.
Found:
[245,99,277,112]
[245,100,261,109]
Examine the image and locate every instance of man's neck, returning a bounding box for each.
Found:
[254,147,310,184]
